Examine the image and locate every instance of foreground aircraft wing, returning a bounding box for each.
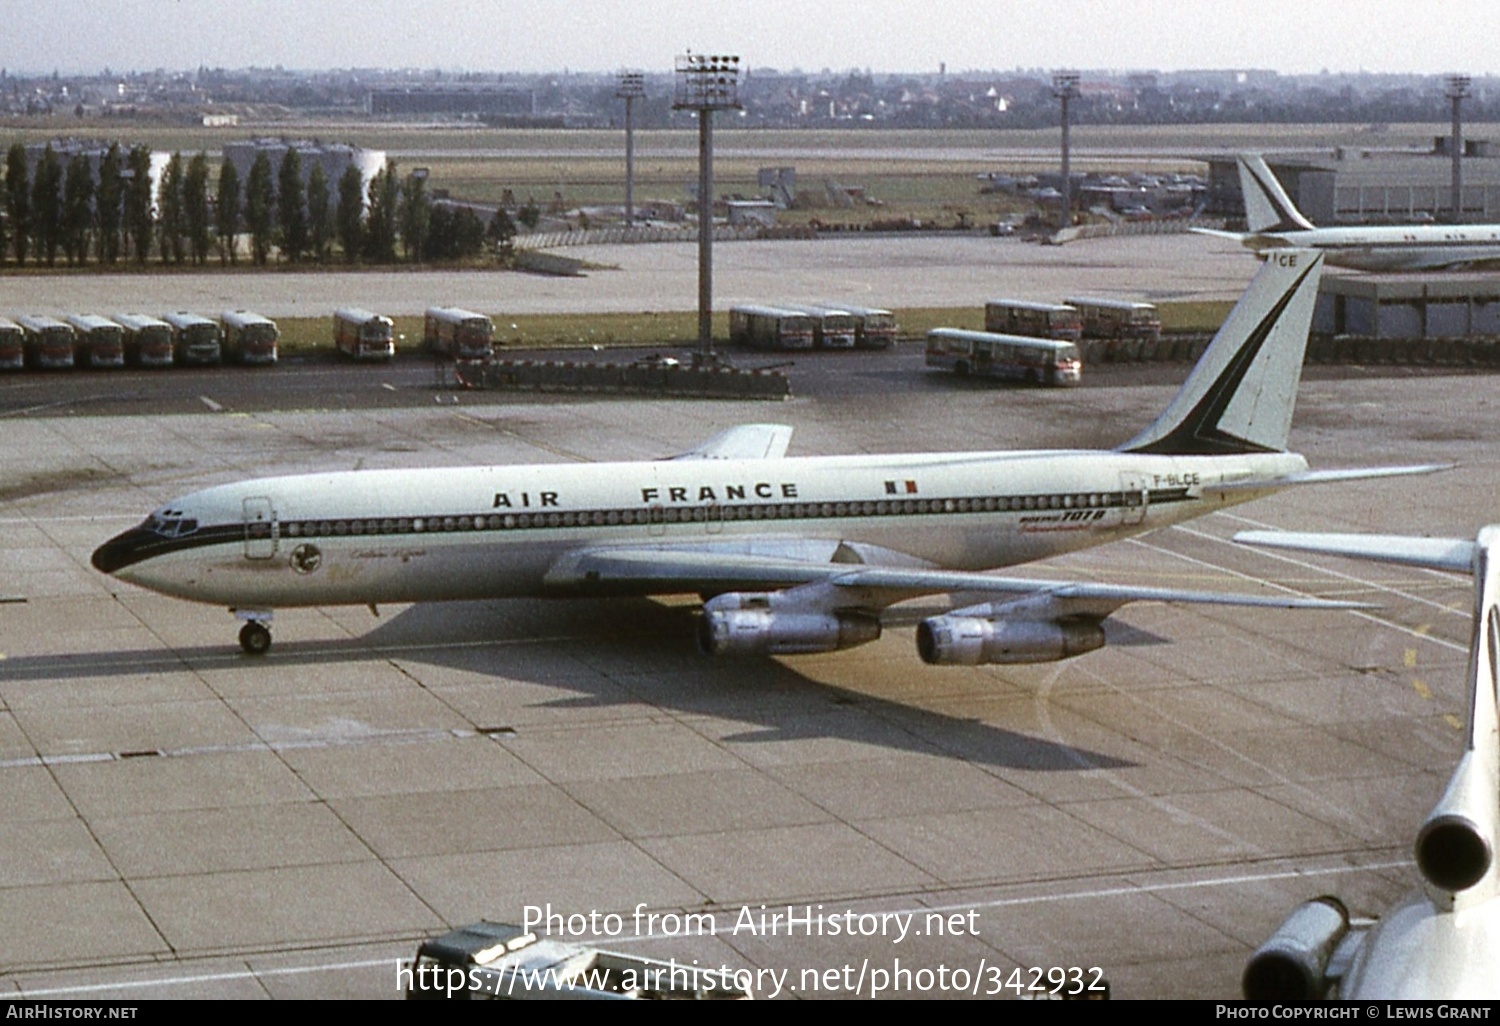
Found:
[1236,525,1499,1001]
[668,423,794,461]
[545,544,1367,614]
[1234,530,1476,573]
[546,543,1365,661]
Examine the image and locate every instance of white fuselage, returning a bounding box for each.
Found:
[1340,890,1500,999]
[106,449,1307,609]
[1245,225,1500,272]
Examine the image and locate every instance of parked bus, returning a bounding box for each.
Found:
[832,304,898,349]
[163,311,223,366]
[222,310,279,365]
[333,308,396,361]
[984,300,1083,342]
[64,314,126,369]
[1064,297,1161,343]
[924,328,1081,387]
[729,305,815,350]
[424,307,494,360]
[778,304,857,349]
[112,314,175,368]
[0,318,24,370]
[16,315,75,370]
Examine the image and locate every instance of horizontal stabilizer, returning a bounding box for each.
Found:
[669,424,793,461]
[1234,530,1477,573]
[1210,463,1453,494]
[1189,226,1252,243]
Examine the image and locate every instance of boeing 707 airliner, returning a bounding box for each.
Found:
[1199,154,1500,271]
[93,250,1434,659]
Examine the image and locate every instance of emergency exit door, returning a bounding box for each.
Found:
[243,496,278,559]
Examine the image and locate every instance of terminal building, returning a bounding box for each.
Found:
[1205,142,1500,225]
[220,138,386,200]
[1315,273,1500,339]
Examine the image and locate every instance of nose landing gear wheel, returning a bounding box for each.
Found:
[238,621,272,656]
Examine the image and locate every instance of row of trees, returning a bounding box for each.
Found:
[0,142,515,269]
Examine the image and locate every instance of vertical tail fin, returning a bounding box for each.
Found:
[1120,249,1323,455]
[1240,154,1316,233]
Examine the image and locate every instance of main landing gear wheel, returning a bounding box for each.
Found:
[238,621,272,656]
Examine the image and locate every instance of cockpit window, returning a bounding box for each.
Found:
[145,510,200,538]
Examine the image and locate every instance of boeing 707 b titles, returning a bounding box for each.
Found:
[1199,153,1500,271]
[94,250,1434,660]
[1236,527,1500,1000]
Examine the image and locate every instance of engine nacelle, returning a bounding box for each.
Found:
[915,615,1105,665]
[696,593,881,656]
[1242,896,1349,1001]
[1415,750,1496,898]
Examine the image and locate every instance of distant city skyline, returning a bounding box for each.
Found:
[2,0,1497,78]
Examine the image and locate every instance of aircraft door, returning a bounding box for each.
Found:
[1118,473,1148,526]
[243,496,279,560]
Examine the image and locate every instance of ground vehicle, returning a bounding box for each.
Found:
[984,300,1083,342]
[405,921,752,1000]
[65,314,126,369]
[925,328,1082,386]
[221,310,279,365]
[424,307,494,359]
[0,318,24,370]
[728,305,815,350]
[333,308,396,361]
[1065,297,1162,344]
[112,314,175,368]
[17,315,75,369]
[777,304,857,349]
[832,304,898,349]
[163,312,223,366]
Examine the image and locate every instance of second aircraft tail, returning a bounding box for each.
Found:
[1239,154,1317,234]
[1119,249,1323,456]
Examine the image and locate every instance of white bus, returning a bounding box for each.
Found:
[222,310,279,365]
[777,304,858,349]
[112,314,175,368]
[984,300,1083,342]
[163,312,223,366]
[729,305,815,350]
[424,307,494,360]
[0,317,24,370]
[334,308,396,361]
[1064,297,1161,343]
[16,315,75,370]
[65,314,126,369]
[925,328,1081,387]
[833,304,898,349]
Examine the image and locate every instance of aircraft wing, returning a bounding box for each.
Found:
[544,544,1369,616]
[1234,530,1477,573]
[667,423,794,461]
[1207,463,1451,495]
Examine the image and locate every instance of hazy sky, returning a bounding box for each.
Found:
[3,0,1494,77]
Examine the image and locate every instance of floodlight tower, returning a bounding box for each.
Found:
[673,52,741,359]
[1447,75,1471,222]
[1052,71,1080,232]
[616,71,645,226]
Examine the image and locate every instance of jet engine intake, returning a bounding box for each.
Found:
[1414,750,1496,896]
[915,615,1105,665]
[696,594,881,656]
[1241,896,1349,1002]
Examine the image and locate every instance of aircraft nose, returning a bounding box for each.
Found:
[91,526,158,575]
